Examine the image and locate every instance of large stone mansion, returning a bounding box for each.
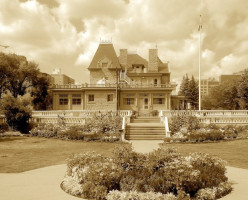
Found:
[51,42,187,115]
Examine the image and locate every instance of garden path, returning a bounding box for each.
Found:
[0,164,81,200]
[0,140,247,200]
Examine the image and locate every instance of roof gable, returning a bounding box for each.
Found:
[88,43,121,69]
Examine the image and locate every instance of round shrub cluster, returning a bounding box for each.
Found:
[61,145,231,200]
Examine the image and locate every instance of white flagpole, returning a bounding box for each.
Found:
[198,15,202,111]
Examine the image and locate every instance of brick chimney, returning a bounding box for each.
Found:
[119,49,128,72]
[148,49,158,72]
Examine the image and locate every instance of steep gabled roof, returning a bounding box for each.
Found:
[88,43,121,69]
[158,57,169,73]
[126,54,148,69]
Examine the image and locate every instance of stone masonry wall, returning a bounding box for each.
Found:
[85,91,116,110]
[119,49,128,70]
[148,49,158,72]
[90,70,117,84]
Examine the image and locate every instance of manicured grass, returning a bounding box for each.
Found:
[1,136,248,173]
[0,136,125,173]
[163,139,248,170]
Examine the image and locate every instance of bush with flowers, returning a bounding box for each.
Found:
[167,113,247,143]
[61,144,231,200]
[30,112,122,142]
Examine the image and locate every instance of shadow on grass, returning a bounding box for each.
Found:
[0,137,28,142]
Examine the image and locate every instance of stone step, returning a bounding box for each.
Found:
[125,134,164,140]
[126,130,165,134]
[131,119,161,123]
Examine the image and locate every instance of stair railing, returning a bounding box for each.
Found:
[164,116,171,137]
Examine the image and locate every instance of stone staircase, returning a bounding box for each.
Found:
[125,117,165,140]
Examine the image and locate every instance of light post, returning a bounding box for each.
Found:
[198,15,202,111]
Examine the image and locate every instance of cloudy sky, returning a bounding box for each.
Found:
[0,0,248,84]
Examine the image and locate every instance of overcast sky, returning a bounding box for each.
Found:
[0,0,248,84]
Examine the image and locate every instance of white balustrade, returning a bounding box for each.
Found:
[159,110,248,124]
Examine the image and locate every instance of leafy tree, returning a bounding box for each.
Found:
[0,92,33,133]
[237,70,248,109]
[202,77,241,110]
[0,52,51,109]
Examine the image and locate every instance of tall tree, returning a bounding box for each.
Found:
[188,75,199,109]
[0,52,51,109]
[178,74,190,96]
[178,74,199,109]
[237,70,248,109]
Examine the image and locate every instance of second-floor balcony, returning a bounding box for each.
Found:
[51,83,176,89]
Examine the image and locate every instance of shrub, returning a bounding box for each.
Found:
[57,125,85,140]
[169,112,200,135]
[106,190,177,200]
[0,93,33,133]
[30,123,59,138]
[63,146,231,200]
[187,129,224,142]
[84,112,122,135]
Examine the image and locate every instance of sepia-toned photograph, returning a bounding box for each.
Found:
[0,0,248,199]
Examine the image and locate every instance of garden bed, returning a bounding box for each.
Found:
[61,145,232,200]
[29,112,123,142]
[167,114,248,143]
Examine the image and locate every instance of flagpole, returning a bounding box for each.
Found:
[198,15,202,111]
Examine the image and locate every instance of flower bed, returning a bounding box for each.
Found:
[167,114,248,143]
[29,113,122,142]
[61,145,231,200]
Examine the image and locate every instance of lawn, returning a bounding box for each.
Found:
[164,139,248,170]
[0,136,125,173]
[1,136,248,173]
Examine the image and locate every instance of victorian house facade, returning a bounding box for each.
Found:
[51,42,186,115]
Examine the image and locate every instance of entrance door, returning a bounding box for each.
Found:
[144,98,148,109]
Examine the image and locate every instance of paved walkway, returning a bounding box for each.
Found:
[0,140,247,200]
[0,164,80,200]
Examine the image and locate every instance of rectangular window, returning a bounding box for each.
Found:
[59,94,68,105]
[153,98,165,104]
[124,98,134,105]
[72,94,81,105]
[107,94,113,102]
[88,94,94,102]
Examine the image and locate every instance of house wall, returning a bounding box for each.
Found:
[52,91,84,110]
[90,70,117,84]
[119,92,171,113]
[85,90,117,110]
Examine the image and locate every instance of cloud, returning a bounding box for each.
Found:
[0,0,248,84]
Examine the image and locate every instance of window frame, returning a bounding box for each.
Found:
[59,94,68,105]
[88,94,94,102]
[107,94,113,102]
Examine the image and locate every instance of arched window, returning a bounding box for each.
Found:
[154,79,157,86]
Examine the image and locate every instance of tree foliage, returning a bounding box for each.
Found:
[0,52,51,110]
[202,69,248,110]
[178,74,199,109]
[0,92,33,133]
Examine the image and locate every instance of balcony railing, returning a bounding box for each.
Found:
[51,83,174,89]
